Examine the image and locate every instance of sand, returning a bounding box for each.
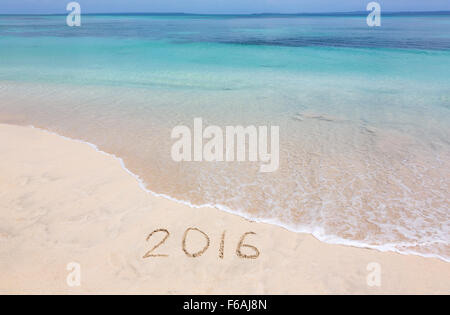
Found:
[0,123,448,294]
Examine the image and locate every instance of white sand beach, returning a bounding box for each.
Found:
[0,123,449,294]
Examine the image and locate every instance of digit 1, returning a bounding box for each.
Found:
[219,231,226,259]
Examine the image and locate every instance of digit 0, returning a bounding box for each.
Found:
[182,227,210,258]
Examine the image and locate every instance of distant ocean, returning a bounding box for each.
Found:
[0,13,449,261]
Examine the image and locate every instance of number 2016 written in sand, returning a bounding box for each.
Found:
[143,228,260,259]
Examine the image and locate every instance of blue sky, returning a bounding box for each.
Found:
[1,0,450,14]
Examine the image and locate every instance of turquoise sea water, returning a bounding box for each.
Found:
[0,13,449,260]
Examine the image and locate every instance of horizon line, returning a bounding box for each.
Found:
[1,10,450,16]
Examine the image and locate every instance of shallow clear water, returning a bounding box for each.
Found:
[0,14,449,260]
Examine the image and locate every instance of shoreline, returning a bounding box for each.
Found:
[28,124,450,263]
[0,123,449,294]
